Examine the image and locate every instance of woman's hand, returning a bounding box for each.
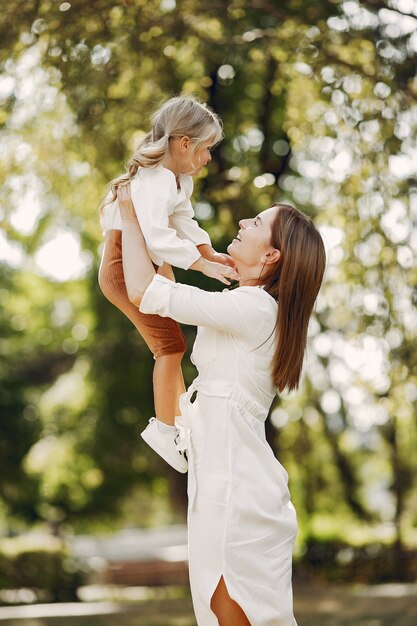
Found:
[117,183,137,222]
[190,257,240,285]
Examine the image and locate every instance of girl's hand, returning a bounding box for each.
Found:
[191,257,240,285]
[117,183,137,223]
[197,244,237,270]
[210,251,237,270]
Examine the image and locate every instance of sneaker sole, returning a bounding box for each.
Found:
[140,429,188,474]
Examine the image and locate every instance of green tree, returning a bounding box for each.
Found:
[0,1,415,555]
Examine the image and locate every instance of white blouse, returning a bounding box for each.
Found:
[100,164,212,270]
[139,274,278,401]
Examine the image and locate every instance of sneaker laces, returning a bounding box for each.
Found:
[174,429,188,462]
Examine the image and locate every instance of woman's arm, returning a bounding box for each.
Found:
[119,185,239,302]
[119,186,275,340]
[140,275,276,340]
[118,185,156,306]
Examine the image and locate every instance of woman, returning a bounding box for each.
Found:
[118,184,326,626]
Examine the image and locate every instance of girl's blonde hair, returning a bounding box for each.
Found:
[99,95,223,214]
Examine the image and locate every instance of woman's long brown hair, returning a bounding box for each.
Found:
[262,204,326,393]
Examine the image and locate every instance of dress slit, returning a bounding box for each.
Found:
[210,573,252,625]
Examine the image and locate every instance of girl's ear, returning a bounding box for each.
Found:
[262,248,281,265]
[178,136,191,152]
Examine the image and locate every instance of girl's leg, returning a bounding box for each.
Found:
[210,576,251,626]
[99,230,188,472]
[153,352,186,426]
[152,263,185,424]
[99,230,187,426]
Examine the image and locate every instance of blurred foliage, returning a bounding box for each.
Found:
[0,535,87,601]
[296,538,417,584]
[0,0,416,568]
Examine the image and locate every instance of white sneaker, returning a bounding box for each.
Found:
[140,417,188,473]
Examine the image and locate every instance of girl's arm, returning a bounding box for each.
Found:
[169,192,212,249]
[119,185,239,298]
[157,262,176,281]
[130,169,202,270]
[170,185,236,269]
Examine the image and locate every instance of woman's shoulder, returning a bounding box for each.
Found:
[233,285,277,305]
[223,286,277,342]
[226,286,277,319]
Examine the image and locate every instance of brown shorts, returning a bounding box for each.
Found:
[98,229,187,358]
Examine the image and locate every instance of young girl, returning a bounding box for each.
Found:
[98,95,238,474]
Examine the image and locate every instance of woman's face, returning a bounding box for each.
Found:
[227,206,279,270]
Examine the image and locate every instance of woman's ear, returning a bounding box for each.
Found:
[262,248,280,265]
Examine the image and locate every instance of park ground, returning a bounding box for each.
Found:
[0,581,416,626]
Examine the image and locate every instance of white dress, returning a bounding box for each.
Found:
[140,275,299,626]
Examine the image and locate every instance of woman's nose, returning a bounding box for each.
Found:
[239,219,247,228]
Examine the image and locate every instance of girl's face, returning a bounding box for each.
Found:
[173,137,214,176]
[227,206,280,270]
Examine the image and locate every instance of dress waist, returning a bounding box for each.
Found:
[191,379,272,421]
[175,379,274,512]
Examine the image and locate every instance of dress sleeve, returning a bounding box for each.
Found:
[139,274,276,339]
[130,168,202,270]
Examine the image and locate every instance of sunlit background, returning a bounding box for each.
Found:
[0,0,416,622]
